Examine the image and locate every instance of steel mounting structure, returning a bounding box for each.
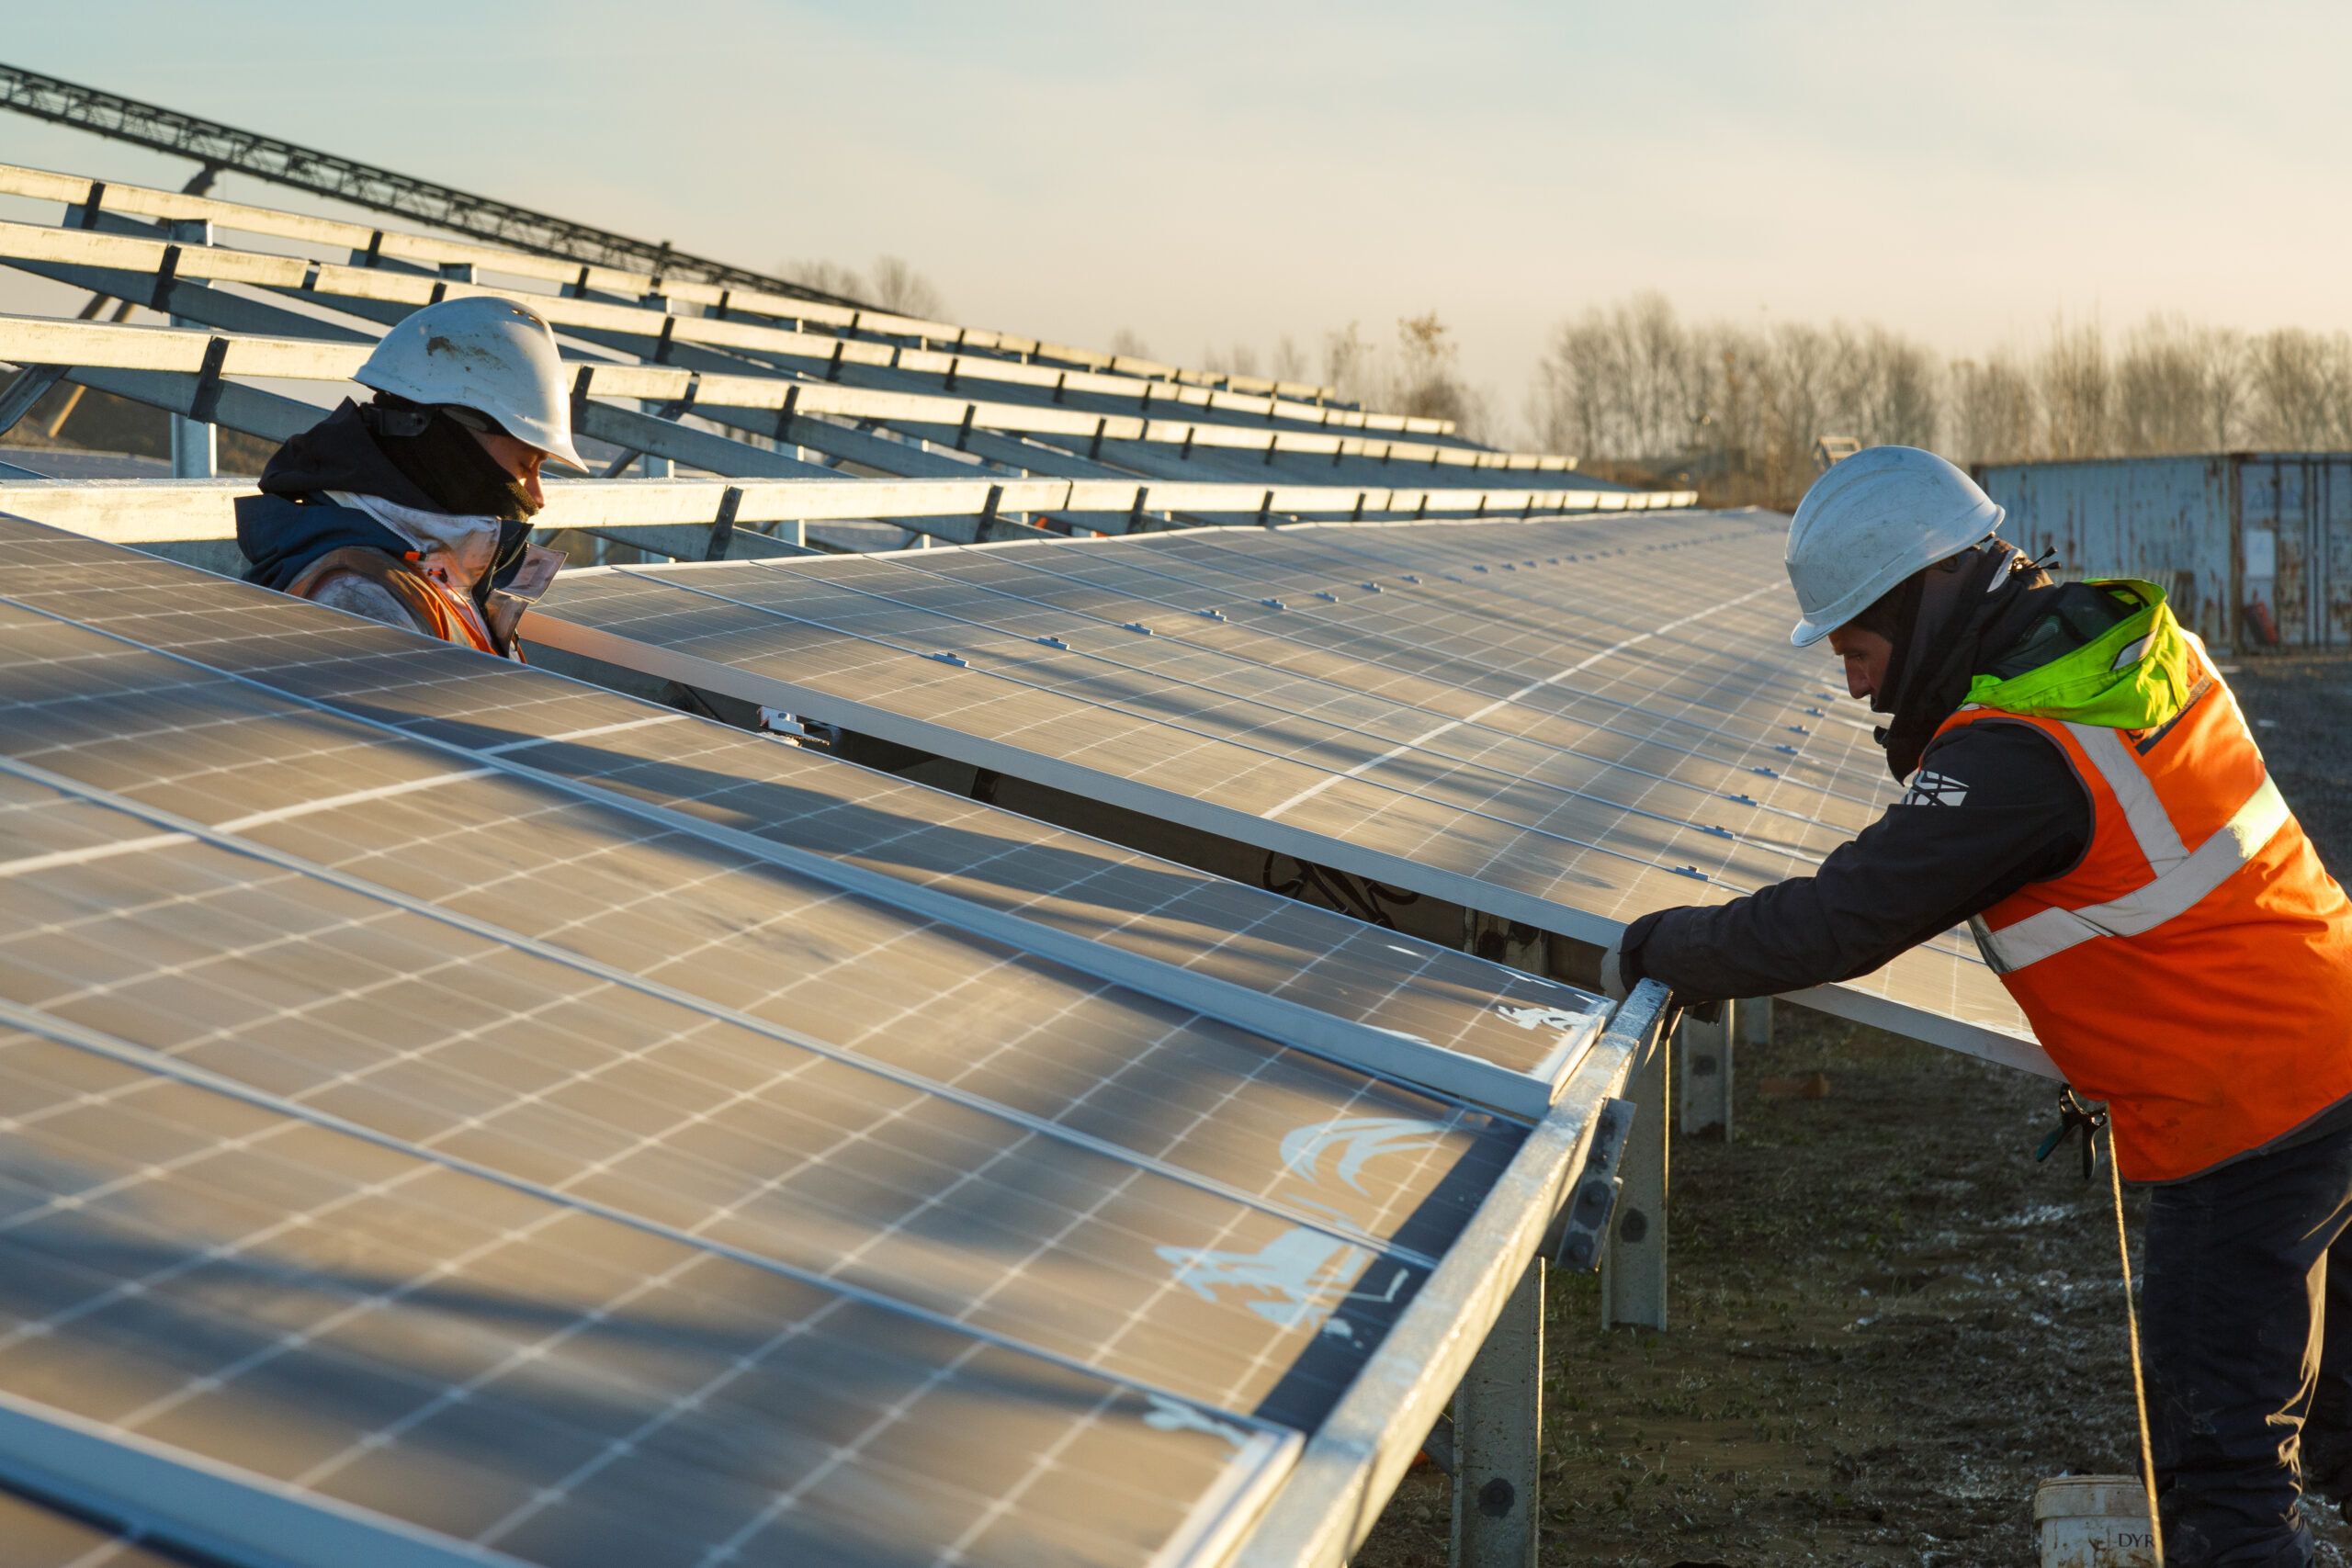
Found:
[0,61,862,308]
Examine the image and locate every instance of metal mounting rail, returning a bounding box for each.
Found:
[0,62,855,308]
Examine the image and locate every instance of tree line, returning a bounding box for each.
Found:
[1528,294,2352,508]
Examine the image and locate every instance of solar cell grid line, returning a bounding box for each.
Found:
[537,547,1883,911]
[1130,516,1827,733]
[710,543,1928,968]
[991,522,2016,1002]
[0,580,1594,1133]
[526,561,1837,915]
[0,754,1452,1430]
[1093,523,1899,803]
[887,537,1893,854]
[520,540,2041,1067]
[0,518,1610,1092]
[916,531,1865,795]
[0,1027,1293,1568]
[0,591,1532,1255]
[834,563,1898,936]
[652,549,1865,892]
[0,732,1493,1281]
[1017,524,1977,958]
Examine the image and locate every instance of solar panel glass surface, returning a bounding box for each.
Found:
[0,1026,1281,1568]
[0,517,1634,1562]
[524,514,2037,1064]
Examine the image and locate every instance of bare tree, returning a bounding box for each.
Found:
[777,255,947,321]
[1272,335,1308,385]
[2245,328,2352,449]
[1947,354,2038,468]
[2040,318,2111,459]
[1107,328,1152,361]
[866,256,947,321]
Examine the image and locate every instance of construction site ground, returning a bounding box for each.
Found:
[1352,649,2352,1567]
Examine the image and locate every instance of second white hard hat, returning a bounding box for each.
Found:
[1784,446,2004,646]
[355,296,586,471]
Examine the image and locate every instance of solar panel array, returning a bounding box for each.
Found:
[524,510,2047,1073]
[0,159,1702,547]
[0,516,1625,1566]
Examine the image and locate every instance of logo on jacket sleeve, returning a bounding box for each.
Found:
[1901,770,1969,806]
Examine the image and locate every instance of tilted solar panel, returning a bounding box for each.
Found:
[0,517,1625,1565]
[522,513,2046,1071]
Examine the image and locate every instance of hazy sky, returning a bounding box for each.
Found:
[7,3,2349,437]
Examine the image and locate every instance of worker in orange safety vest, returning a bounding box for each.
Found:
[235,296,586,657]
[1604,446,2352,1568]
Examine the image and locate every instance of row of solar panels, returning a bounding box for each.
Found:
[0,160,1355,407]
[0,160,1703,545]
[0,512,1683,1567]
[0,152,2037,1568]
[518,512,2045,1071]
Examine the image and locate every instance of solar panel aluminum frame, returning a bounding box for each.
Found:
[0,1387,530,1568]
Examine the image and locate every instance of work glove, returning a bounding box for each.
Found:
[1599,941,1628,1002]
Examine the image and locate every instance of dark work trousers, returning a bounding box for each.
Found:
[2143,1120,2352,1567]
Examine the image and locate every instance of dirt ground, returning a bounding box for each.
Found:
[1350,649,2352,1567]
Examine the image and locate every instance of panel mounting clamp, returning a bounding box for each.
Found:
[185,336,231,425]
[147,245,181,312]
[705,486,741,561]
[1552,1097,1638,1270]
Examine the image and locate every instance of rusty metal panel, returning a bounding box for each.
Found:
[1976,457,2236,645]
[2240,455,2352,647]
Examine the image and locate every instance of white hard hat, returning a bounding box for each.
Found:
[1784,445,2004,646]
[356,296,586,471]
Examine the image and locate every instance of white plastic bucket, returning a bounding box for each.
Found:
[2035,1475,2158,1567]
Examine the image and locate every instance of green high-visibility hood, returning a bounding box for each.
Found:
[1962,580,2198,731]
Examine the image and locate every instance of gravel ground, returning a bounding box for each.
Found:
[1350,650,2352,1567]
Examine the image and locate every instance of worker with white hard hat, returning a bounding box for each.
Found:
[1607,445,2352,1568]
[235,296,585,657]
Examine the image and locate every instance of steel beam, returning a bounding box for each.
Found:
[1602,1012,1670,1330]
[1677,1006,1733,1140]
[1451,1258,1544,1568]
[0,62,854,306]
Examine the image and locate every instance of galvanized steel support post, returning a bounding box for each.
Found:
[1451,1257,1543,1568]
[166,218,214,479]
[1677,1008,1733,1141]
[1602,1015,1668,1329]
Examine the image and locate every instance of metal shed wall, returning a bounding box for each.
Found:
[1977,452,2352,651]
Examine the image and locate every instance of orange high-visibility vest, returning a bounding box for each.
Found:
[1942,651,2352,1181]
[285,545,509,658]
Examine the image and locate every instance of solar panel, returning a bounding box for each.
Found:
[0,514,1626,1564]
[522,514,2047,1071]
[0,1024,1288,1568]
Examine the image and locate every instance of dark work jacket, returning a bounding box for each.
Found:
[234,492,413,592]
[1618,722,2090,1001]
[1614,581,2150,1003]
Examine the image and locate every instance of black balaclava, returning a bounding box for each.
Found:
[362,393,539,525]
[363,394,539,592]
[1870,539,2051,781]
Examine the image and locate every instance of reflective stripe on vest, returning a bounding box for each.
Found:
[1970,761,2290,972]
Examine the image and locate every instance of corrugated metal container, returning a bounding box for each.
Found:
[1974,453,2352,651]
